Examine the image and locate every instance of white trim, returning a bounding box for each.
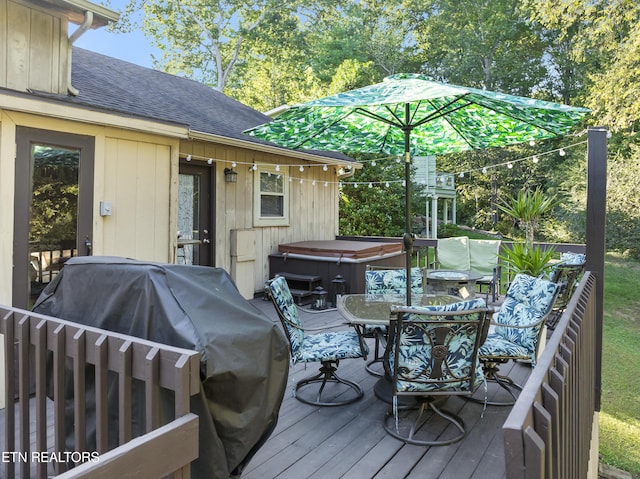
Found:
[253,165,289,227]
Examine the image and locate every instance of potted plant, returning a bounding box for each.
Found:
[498,188,558,277]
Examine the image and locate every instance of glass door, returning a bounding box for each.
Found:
[178,161,213,266]
[13,128,94,308]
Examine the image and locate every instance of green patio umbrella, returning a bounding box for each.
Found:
[245,73,589,303]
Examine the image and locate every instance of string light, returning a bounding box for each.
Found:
[177,140,585,188]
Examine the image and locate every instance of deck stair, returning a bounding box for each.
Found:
[276,272,322,305]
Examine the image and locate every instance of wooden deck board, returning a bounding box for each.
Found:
[2,297,527,479]
[245,298,528,479]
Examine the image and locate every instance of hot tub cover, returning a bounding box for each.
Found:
[33,256,289,479]
[278,240,402,259]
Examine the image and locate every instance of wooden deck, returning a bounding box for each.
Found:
[1,297,529,479]
[242,297,530,479]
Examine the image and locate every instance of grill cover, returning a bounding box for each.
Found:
[33,256,289,478]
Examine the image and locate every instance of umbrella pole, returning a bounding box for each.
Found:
[402,111,413,306]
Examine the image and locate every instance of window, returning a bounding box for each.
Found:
[254,165,289,226]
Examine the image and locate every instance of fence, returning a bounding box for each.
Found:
[1,305,201,479]
[503,272,598,478]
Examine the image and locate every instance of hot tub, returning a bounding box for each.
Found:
[269,240,405,300]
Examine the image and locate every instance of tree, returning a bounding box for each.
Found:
[339,154,425,237]
[410,0,546,94]
[117,0,306,92]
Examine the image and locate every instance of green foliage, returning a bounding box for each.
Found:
[604,143,640,260]
[338,154,425,236]
[498,242,556,277]
[497,187,557,248]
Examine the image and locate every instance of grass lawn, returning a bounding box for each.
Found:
[600,253,640,477]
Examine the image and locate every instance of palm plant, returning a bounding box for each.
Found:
[498,188,558,277]
[498,188,557,250]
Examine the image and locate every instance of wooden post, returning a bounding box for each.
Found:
[585,126,607,411]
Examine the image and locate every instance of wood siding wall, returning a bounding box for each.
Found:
[0,111,180,307]
[0,0,68,94]
[179,141,340,294]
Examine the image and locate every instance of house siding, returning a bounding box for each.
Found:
[179,141,340,294]
[1,0,68,94]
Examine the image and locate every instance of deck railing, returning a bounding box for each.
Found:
[503,271,598,478]
[1,305,201,479]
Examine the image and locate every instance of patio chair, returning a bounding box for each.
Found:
[433,236,470,271]
[469,239,502,302]
[383,298,491,446]
[267,276,368,406]
[475,273,559,406]
[363,267,423,377]
[546,252,586,330]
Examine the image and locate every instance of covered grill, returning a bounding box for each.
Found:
[33,256,289,479]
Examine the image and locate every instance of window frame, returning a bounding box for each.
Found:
[253,165,289,227]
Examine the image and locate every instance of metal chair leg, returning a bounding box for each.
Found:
[383,396,466,446]
[295,360,364,407]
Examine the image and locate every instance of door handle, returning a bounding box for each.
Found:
[84,236,92,255]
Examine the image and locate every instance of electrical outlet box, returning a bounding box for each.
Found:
[100,201,113,216]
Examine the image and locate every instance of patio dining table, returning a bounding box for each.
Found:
[336,293,458,403]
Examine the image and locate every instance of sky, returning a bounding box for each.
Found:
[73,1,159,69]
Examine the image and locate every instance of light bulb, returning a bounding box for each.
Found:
[207,158,213,164]
[275,164,280,171]
[529,140,535,146]
[532,156,539,163]
[459,172,464,178]
[186,155,191,161]
[299,165,304,172]
[507,162,513,169]
[232,161,237,168]
[368,182,373,188]
[482,167,488,174]
[559,149,566,156]
[252,163,257,170]
[323,165,328,171]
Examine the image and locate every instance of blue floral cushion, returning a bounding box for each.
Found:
[269,276,305,353]
[481,274,558,362]
[364,268,423,295]
[269,276,368,364]
[560,252,586,265]
[297,330,366,363]
[390,299,488,393]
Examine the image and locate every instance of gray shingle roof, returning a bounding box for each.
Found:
[48,47,350,162]
[71,47,273,139]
